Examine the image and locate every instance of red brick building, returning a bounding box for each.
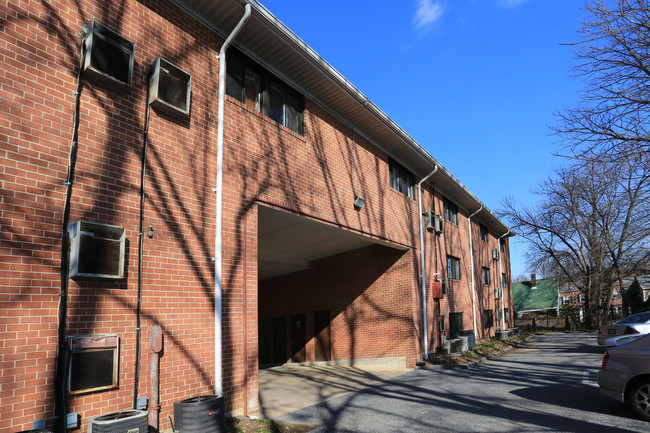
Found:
[0,0,513,431]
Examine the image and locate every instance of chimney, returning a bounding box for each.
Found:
[531,273,537,289]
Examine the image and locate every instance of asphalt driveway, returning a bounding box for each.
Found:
[274,333,650,432]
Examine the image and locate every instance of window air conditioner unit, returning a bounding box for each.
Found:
[149,57,192,118]
[88,410,147,433]
[495,287,503,299]
[425,210,434,230]
[439,278,447,296]
[434,214,444,233]
[492,247,500,260]
[82,20,135,89]
[69,221,126,280]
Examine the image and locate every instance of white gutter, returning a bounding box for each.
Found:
[214,3,251,397]
[417,166,438,359]
[468,207,482,335]
[497,231,510,331]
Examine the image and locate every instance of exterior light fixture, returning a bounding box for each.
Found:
[354,197,365,210]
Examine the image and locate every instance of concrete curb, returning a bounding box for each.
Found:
[417,335,536,370]
[462,334,536,369]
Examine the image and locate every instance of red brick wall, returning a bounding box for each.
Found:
[1,0,512,431]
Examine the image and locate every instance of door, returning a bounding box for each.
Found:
[314,310,331,362]
[259,318,271,366]
[272,316,287,364]
[290,314,306,363]
[449,312,463,339]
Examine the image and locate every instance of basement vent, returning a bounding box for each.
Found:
[82,20,134,89]
[149,57,192,117]
[68,335,119,395]
[69,221,125,280]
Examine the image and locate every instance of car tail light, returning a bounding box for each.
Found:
[602,349,610,370]
[623,326,640,335]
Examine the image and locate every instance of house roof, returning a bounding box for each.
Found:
[513,277,558,312]
[169,0,512,236]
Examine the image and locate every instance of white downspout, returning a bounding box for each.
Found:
[498,231,510,331]
[468,207,482,336]
[214,3,251,397]
[417,166,438,359]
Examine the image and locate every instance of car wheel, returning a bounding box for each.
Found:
[630,380,650,421]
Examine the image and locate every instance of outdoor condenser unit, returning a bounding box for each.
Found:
[174,395,225,433]
[149,57,192,117]
[82,20,135,89]
[69,221,125,280]
[88,410,147,433]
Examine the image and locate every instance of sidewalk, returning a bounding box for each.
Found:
[258,364,411,418]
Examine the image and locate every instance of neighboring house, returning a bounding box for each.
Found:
[512,274,559,317]
[1,1,513,431]
[622,276,650,315]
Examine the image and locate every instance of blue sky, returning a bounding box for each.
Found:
[257,0,592,279]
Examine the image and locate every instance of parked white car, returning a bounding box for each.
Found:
[597,332,650,421]
[597,311,650,345]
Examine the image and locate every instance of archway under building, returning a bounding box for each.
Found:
[257,205,411,369]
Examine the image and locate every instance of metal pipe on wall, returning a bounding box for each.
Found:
[417,166,438,358]
[214,3,251,397]
[498,231,510,331]
[468,207,482,335]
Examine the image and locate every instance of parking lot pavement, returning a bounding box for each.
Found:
[276,333,650,432]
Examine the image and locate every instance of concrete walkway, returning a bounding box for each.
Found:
[258,364,412,418]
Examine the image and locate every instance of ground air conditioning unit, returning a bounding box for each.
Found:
[492,248,500,260]
[174,395,225,433]
[69,221,125,280]
[88,410,147,433]
[149,57,192,118]
[82,20,135,89]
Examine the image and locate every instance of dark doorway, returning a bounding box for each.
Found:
[449,312,463,339]
[259,318,271,366]
[272,316,287,364]
[290,314,306,363]
[314,310,331,362]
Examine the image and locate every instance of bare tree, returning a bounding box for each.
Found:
[554,0,650,160]
[501,157,650,327]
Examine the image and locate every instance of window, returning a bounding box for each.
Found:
[496,308,502,322]
[501,273,507,289]
[443,198,458,225]
[482,267,490,285]
[578,294,586,303]
[226,48,304,134]
[244,68,261,111]
[480,224,488,242]
[500,238,506,252]
[439,315,445,332]
[562,296,573,305]
[484,310,494,328]
[447,256,461,280]
[504,308,509,323]
[389,158,415,199]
